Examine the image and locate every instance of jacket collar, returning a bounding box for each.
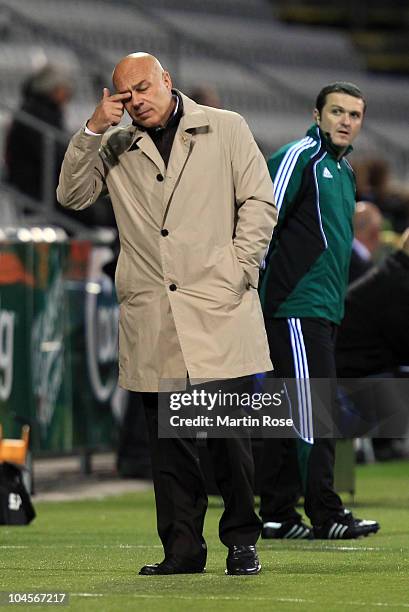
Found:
[306,124,353,160]
[178,91,210,131]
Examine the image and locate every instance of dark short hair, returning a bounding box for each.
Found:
[315,82,366,114]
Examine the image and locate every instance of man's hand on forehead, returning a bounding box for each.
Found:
[110,90,132,101]
[86,87,131,134]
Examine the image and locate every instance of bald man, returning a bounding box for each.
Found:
[57,53,276,576]
[88,54,174,133]
[350,201,383,283]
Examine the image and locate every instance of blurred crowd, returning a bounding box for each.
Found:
[354,158,409,233]
[3,63,409,235]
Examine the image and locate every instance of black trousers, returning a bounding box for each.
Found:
[260,317,344,527]
[116,391,151,478]
[142,379,261,565]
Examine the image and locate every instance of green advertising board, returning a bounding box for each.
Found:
[30,233,73,451]
[0,231,34,440]
[65,239,119,450]
[0,228,72,451]
[0,229,119,455]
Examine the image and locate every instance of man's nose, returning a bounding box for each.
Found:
[132,92,143,107]
[341,113,351,126]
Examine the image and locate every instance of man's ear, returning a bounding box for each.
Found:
[313,108,320,125]
[163,70,173,91]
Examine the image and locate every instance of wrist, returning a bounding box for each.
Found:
[85,120,103,135]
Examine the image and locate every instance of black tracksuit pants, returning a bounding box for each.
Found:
[142,379,261,566]
[260,317,344,527]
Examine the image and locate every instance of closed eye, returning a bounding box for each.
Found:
[132,81,150,93]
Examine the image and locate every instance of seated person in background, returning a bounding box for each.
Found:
[336,229,409,459]
[5,63,116,229]
[337,228,409,378]
[189,85,221,108]
[349,201,383,284]
[5,64,72,203]
[354,158,409,233]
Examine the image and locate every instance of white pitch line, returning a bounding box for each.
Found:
[70,595,315,603]
[323,546,382,551]
[294,546,382,552]
[0,544,394,551]
[17,544,385,553]
[71,593,104,598]
[69,594,409,607]
[0,544,162,549]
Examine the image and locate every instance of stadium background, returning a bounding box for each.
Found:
[0,0,409,609]
[1,0,408,453]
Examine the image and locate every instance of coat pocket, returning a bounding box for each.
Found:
[216,243,248,296]
[114,251,128,303]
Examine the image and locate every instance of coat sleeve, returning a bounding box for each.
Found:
[56,127,107,209]
[231,115,277,288]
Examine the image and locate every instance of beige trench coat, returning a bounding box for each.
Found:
[57,92,277,391]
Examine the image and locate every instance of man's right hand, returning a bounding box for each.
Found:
[86,88,131,134]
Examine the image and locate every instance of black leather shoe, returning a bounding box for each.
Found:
[139,557,205,575]
[225,545,261,576]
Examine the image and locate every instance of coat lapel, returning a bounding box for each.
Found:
[133,132,166,175]
[163,95,210,220]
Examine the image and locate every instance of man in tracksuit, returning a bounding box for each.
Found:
[259,82,380,539]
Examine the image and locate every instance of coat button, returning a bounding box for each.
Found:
[156,173,164,182]
[161,229,169,236]
[169,284,177,291]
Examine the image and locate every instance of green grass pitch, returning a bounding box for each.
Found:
[0,462,408,611]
